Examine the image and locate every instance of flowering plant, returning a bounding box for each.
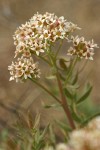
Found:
[8,12,100,150]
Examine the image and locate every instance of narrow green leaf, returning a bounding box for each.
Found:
[49,125,56,144]
[64,88,73,100]
[76,86,92,104]
[59,73,65,81]
[42,102,61,109]
[80,112,100,127]
[71,111,82,123]
[51,67,57,75]
[56,120,72,132]
[70,103,82,123]
[72,72,78,85]
[33,114,40,129]
[39,124,50,140]
[67,58,74,73]
[59,58,67,70]
[73,92,78,102]
[46,75,56,80]
[67,84,80,89]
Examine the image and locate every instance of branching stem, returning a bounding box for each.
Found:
[29,78,61,104]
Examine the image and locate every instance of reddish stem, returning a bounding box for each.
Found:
[56,73,75,129]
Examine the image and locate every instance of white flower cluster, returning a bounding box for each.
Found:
[14,12,79,57]
[43,143,71,150]
[69,117,100,150]
[67,36,98,60]
[8,12,79,82]
[8,57,40,82]
[43,117,100,150]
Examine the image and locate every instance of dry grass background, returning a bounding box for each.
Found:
[0,0,100,130]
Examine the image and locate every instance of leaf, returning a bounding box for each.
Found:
[27,111,34,128]
[0,130,8,141]
[46,75,56,80]
[56,120,72,132]
[42,102,61,109]
[66,84,80,89]
[51,67,57,75]
[39,124,50,141]
[49,125,56,144]
[59,58,67,70]
[71,111,82,123]
[73,92,78,102]
[67,58,74,73]
[76,86,92,104]
[59,73,65,81]
[33,114,40,129]
[64,88,73,100]
[72,72,78,85]
[70,103,82,123]
[80,112,100,127]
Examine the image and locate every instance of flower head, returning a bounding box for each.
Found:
[56,143,71,150]
[14,12,79,57]
[8,57,40,82]
[67,36,98,60]
[43,144,72,150]
[69,117,100,150]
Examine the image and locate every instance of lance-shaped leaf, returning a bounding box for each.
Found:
[42,102,61,109]
[80,112,100,127]
[49,125,56,144]
[76,86,92,104]
[39,124,50,141]
[59,58,68,70]
[59,73,65,81]
[72,72,78,85]
[64,88,73,100]
[56,120,72,132]
[33,114,40,129]
[66,58,74,73]
[46,75,56,80]
[71,106,82,123]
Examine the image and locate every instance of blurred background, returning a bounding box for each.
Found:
[0,0,100,131]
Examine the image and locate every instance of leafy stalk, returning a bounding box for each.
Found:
[56,73,76,129]
[48,49,76,129]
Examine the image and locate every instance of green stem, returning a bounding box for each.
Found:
[55,40,63,58]
[29,78,61,103]
[65,56,78,86]
[39,55,51,66]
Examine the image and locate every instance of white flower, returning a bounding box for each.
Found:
[56,143,70,150]
[87,116,100,130]
[8,57,41,82]
[67,36,98,60]
[43,144,71,150]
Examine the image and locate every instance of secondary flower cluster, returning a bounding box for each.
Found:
[8,57,40,82]
[14,12,79,57]
[69,117,100,150]
[67,36,98,60]
[43,143,71,150]
[43,117,100,150]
